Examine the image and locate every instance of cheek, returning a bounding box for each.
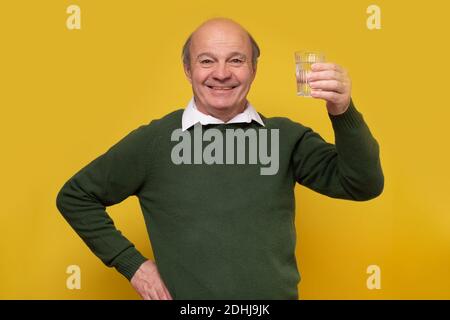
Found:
[191,70,209,85]
[236,72,254,87]
[235,66,254,81]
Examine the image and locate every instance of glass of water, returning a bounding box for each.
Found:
[295,51,325,97]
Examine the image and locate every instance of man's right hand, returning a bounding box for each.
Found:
[130,260,173,300]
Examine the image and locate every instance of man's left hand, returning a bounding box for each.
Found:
[307,63,352,115]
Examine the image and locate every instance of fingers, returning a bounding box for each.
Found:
[143,288,161,300]
[308,70,343,83]
[143,283,173,300]
[141,284,153,300]
[308,63,347,83]
[307,62,350,96]
[311,62,344,73]
[305,62,352,113]
[311,90,346,106]
[130,260,173,300]
[153,288,164,300]
[154,281,173,300]
[309,80,346,94]
[162,285,173,300]
[157,287,173,300]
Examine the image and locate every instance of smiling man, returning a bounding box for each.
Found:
[56,17,384,300]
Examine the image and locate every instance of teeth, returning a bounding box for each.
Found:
[209,86,234,90]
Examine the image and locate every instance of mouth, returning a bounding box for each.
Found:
[206,85,238,92]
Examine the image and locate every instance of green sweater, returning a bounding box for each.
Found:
[56,100,383,299]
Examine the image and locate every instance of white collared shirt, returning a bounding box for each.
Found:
[182,97,265,131]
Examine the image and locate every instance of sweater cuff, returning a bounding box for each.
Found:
[328,98,365,130]
[113,247,148,281]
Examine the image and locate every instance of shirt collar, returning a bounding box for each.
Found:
[181,97,265,131]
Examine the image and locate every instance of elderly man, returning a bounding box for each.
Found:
[56,17,383,300]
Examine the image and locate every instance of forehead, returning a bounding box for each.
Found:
[190,24,252,56]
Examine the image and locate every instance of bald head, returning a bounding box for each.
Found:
[182,18,260,70]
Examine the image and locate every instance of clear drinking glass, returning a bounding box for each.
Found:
[295,51,325,97]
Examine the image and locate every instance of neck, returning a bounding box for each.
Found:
[195,98,248,122]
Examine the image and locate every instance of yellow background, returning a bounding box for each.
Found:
[1,0,449,299]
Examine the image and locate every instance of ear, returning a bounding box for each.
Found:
[183,63,192,84]
[251,63,257,80]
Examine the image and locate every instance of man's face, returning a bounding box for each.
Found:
[184,22,256,116]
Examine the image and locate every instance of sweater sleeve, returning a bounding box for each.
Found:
[292,99,384,201]
[56,124,153,280]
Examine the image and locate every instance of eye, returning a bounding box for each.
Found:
[200,59,213,64]
[230,59,243,63]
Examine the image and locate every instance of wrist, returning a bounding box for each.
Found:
[327,99,351,116]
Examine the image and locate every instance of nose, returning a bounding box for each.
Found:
[211,62,232,81]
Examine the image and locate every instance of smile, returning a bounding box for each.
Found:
[207,85,238,91]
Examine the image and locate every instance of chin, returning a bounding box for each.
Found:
[206,99,237,110]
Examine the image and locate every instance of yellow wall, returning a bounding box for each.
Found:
[1,0,449,299]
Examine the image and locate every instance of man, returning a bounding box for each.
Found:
[56,17,384,300]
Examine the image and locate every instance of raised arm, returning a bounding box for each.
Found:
[293,62,383,200]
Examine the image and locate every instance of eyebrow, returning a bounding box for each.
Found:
[196,52,247,60]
